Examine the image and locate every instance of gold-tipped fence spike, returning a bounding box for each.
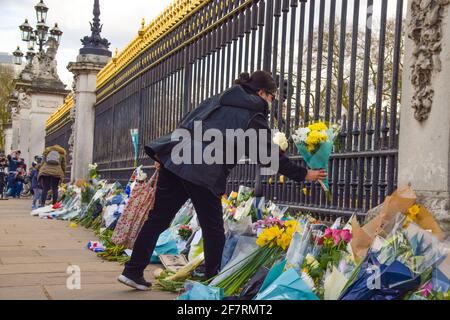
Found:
[95,0,212,90]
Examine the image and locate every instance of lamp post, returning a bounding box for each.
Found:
[14,0,62,64]
[13,46,24,65]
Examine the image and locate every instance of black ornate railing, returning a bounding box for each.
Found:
[93,0,405,220]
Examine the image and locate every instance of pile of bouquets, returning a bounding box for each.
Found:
[337,186,449,300]
[339,217,448,300]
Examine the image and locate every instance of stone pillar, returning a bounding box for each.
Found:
[29,93,65,162]
[3,124,13,156]
[398,0,450,231]
[18,108,31,165]
[11,112,20,151]
[68,54,110,181]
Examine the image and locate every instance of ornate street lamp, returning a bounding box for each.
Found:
[36,19,49,44]
[27,33,36,51]
[13,0,62,65]
[13,46,24,65]
[34,0,49,24]
[50,23,63,44]
[26,50,36,63]
[19,19,33,41]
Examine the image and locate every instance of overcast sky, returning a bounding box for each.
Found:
[0,0,173,86]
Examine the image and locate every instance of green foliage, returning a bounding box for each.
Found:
[0,65,14,152]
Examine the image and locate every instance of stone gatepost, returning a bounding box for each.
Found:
[398,0,450,232]
[67,0,111,181]
[68,54,109,181]
[2,123,13,156]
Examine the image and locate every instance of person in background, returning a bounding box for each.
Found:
[14,167,26,199]
[30,161,42,209]
[6,150,21,198]
[38,145,66,206]
[17,157,26,172]
[0,157,7,200]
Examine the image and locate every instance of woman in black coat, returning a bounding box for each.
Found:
[118,71,327,290]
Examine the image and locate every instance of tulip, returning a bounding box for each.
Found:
[324,227,333,239]
[333,232,341,246]
[341,229,352,243]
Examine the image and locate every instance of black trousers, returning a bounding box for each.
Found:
[40,176,60,205]
[0,178,5,198]
[124,167,225,279]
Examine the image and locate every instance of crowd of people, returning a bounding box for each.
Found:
[0,145,67,209]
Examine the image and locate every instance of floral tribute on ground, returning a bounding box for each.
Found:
[30,162,449,300]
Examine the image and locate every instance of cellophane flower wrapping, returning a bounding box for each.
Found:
[294,130,334,190]
[340,214,449,300]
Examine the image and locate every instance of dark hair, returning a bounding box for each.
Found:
[234,71,277,95]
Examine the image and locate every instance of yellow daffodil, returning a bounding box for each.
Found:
[256,226,283,247]
[403,205,421,229]
[230,192,238,199]
[276,233,292,250]
[303,187,309,196]
[407,205,420,217]
[284,220,299,235]
[308,122,328,132]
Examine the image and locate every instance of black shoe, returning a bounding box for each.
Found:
[117,274,152,291]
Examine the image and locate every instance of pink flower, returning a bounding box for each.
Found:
[421,282,433,298]
[341,229,352,243]
[324,227,333,239]
[333,232,341,245]
[331,229,340,237]
[330,229,342,245]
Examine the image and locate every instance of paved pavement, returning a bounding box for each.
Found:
[0,199,177,300]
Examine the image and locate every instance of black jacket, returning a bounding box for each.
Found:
[145,85,307,195]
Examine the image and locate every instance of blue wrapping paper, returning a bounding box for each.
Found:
[255,268,319,300]
[339,253,421,300]
[177,281,224,300]
[150,229,179,263]
[295,129,334,190]
[258,259,287,294]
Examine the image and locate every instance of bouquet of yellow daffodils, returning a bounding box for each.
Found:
[292,121,340,192]
[212,220,299,296]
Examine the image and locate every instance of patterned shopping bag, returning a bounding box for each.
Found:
[112,169,159,249]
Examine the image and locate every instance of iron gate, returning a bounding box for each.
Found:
[93,0,405,219]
